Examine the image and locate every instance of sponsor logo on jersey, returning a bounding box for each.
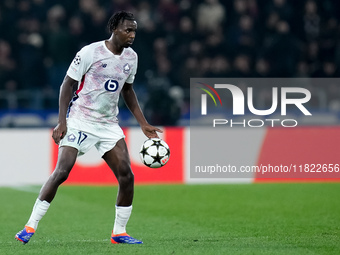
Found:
[102,63,107,68]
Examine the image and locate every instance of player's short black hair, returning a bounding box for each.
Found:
[107,11,135,33]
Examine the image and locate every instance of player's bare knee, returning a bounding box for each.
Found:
[121,170,134,184]
[51,169,70,184]
[117,169,134,188]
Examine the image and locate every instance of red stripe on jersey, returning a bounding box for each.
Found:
[76,75,86,94]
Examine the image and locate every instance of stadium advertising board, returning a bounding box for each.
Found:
[0,126,340,186]
[52,127,185,185]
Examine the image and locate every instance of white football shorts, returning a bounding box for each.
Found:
[59,118,125,157]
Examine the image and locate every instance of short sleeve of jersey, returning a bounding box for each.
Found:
[66,45,93,81]
[125,54,138,84]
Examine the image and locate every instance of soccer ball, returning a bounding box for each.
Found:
[139,138,170,168]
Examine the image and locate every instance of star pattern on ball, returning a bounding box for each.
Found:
[151,149,163,162]
[140,145,149,159]
[139,138,170,168]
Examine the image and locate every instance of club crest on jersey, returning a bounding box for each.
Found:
[123,63,130,74]
[68,134,76,142]
[73,55,81,65]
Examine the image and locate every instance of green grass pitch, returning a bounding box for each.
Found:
[1,183,339,255]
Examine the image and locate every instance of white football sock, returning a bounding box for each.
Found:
[113,205,132,235]
[26,199,50,230]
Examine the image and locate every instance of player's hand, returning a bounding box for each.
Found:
[141,124,163,138]
[52,122,67,145]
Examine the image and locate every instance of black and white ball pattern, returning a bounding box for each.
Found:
[140,138,170,168]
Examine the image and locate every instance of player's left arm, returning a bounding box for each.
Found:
[121,82,162,138]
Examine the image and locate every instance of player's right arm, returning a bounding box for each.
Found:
[52,45,93,144]
[52,75,78,145]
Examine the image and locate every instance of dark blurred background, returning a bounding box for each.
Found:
[1,0,340,127]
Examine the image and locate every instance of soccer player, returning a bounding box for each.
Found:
[15,11,162,245]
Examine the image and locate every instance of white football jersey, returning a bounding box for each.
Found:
[66,40,138,125]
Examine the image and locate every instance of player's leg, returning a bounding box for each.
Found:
[102,139,142,244]
[103,138,134,206]
[39,146,78,202]
[15,146,78,244]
